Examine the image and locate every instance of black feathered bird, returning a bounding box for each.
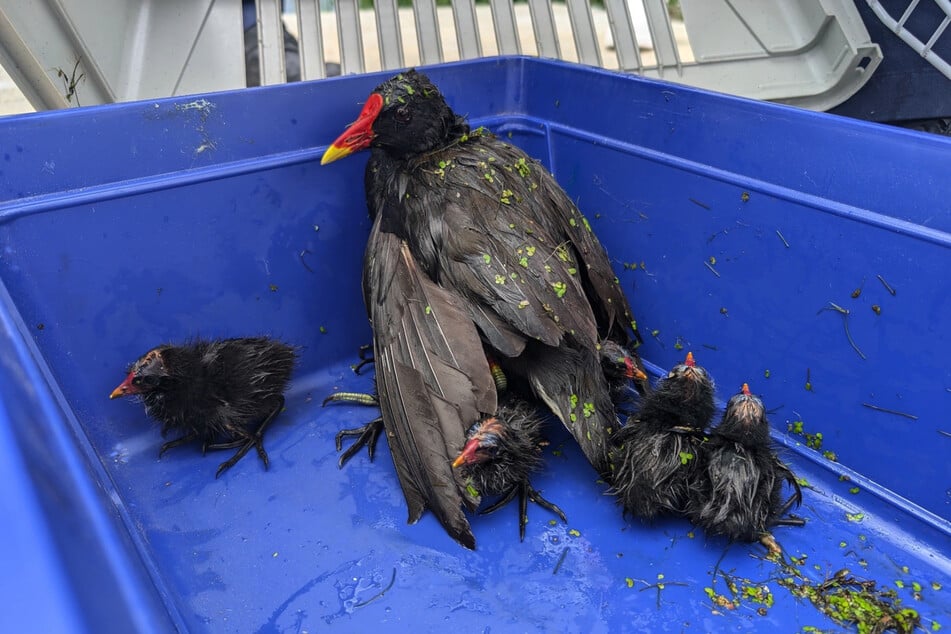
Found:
[110,337,296,478]
[322,69,646,548]
[687,383,804,551]
[609,351,715,520]
[451,396,566,542]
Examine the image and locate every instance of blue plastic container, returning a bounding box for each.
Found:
[1,57,948,633]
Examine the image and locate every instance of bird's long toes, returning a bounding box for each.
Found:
[214,439,258,479]
[158,434,194,458]
[478,487,518,516]
[527,484,568,523]
[335,417,384,469]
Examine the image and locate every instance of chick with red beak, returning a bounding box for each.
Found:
[452,417,504,469]
[450,401,566,541]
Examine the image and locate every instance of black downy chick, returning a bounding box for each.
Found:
[599,339,645,414]
[110,337,296,478]
[321,69,647,548]
[687,383,804,552]
[451,374,566,542]
[609,351,716,520]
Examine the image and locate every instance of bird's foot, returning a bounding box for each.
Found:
[350,344,375,375]
[322,388,383,468]
[480,480,567,541]
[769,491,807,529]
[208,434,269,479]
[334,417,384,468]
[158,433,197,458]
[208,394,284,478]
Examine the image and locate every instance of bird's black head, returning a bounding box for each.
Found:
[452,417,505,468]
[321,70,467,164]
[717,383,771,446]
[665,351,714,397]
[109,347,170,399]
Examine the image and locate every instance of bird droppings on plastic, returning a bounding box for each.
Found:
[175,98,218,156]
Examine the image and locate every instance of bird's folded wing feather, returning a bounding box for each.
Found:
[363,216,497,549]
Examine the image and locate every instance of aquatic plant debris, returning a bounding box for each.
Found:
[776,565,921,634]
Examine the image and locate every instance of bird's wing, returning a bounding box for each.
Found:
[416,138,644,370]
[363,215,497,549]
[392,138,642,472]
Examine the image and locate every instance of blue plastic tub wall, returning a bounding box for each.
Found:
[0,58,948,633]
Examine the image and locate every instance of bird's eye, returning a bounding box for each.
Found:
[394,106,411,123]
[131,376,142,385]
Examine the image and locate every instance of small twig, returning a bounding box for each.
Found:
[775,230,790,248]
[841,319,867,360]
[352,568,397,608]
[819,302,866,360]
[702,343,718,351]
[704,261,721,278]
[937,430,951,439]
[689,197,710,210]
[552,546,569,575]
[861,403,918,421]
[876,274,896,296]
[299,249,314,273]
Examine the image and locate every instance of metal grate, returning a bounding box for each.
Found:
[865,0,951,79]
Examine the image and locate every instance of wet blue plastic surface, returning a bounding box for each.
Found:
[0,57,949,633]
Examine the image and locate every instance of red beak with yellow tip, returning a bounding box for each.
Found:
[623,357,648,382]
[452,437,481,469]
[741,382,751,396]
[320,93,384,165]
[109,372,137,399]
[684,351,696,367]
